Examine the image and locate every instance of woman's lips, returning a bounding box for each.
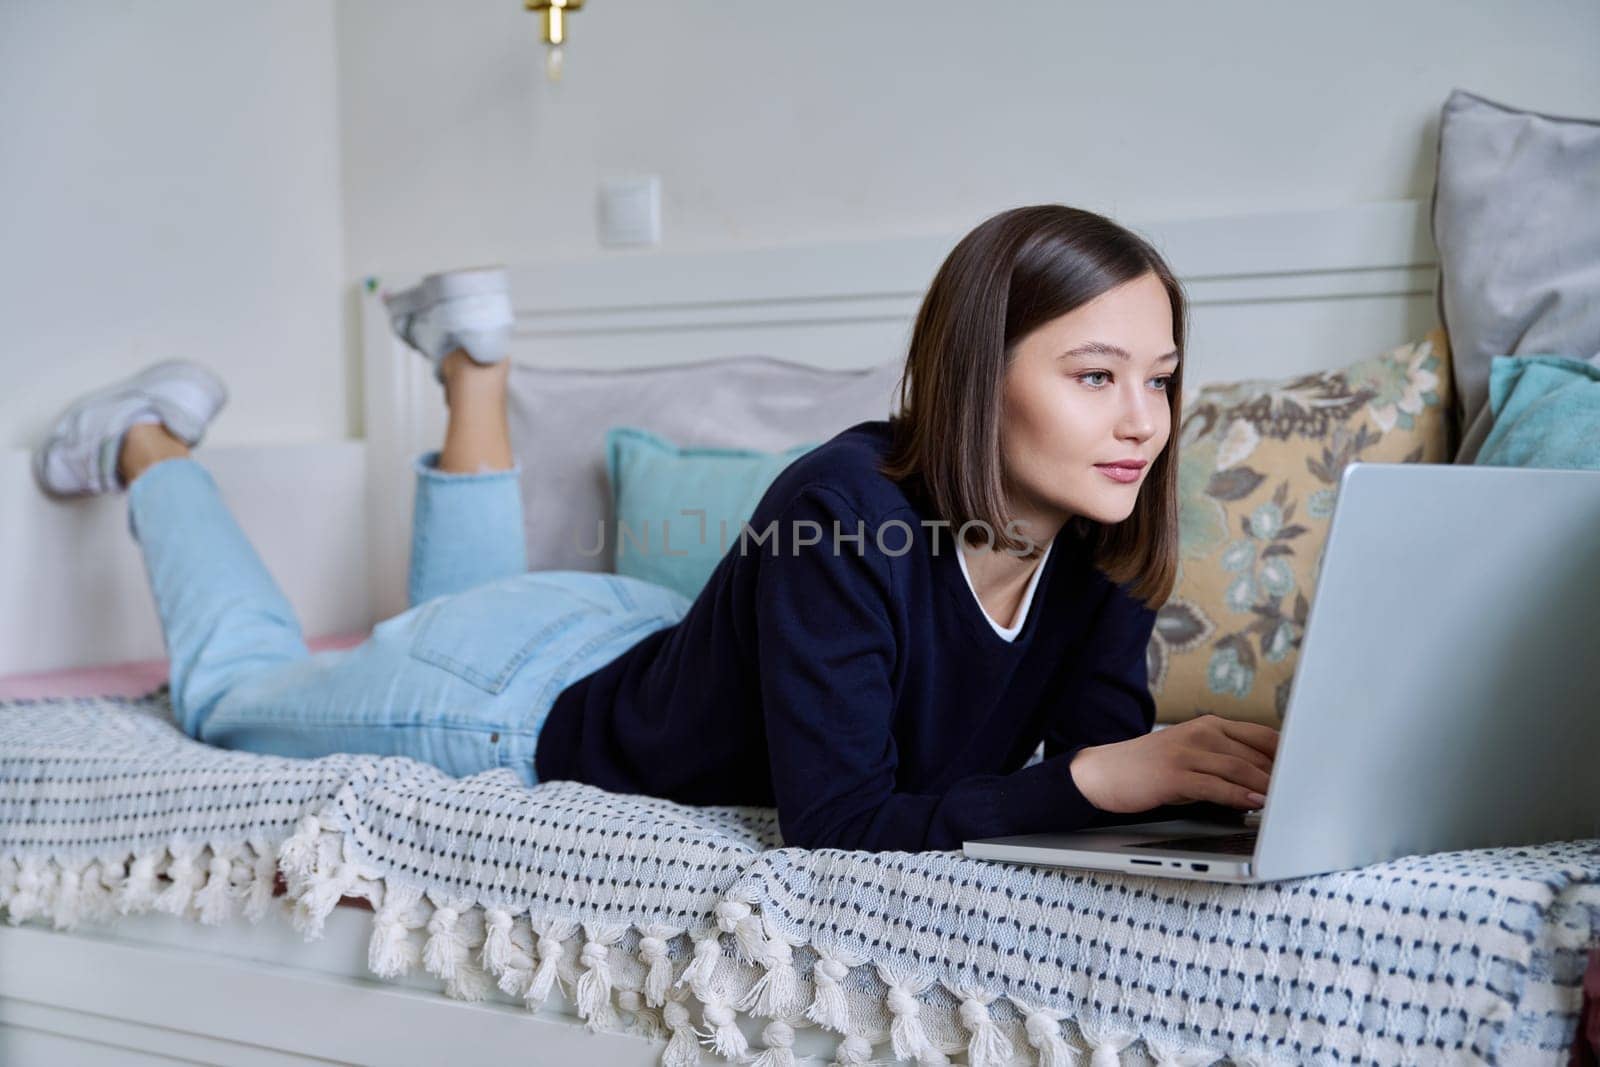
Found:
[1095,464,1143,484]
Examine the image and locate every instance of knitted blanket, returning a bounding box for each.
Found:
[0,692,1595,1066]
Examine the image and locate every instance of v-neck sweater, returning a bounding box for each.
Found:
[535,419,1159,852]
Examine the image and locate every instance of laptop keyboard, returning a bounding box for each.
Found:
[1131,831,1259,855]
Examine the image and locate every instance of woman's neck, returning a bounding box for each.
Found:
[959,534,1054,629]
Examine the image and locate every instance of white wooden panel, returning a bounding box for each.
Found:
[1148,199,1432,277]
[1186,292,1439,388]
[0,1022,201,1067]
[0,921,668,1067]
[0,1001,337,1066]
[369,200,1436,374]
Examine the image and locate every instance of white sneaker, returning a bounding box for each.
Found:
[382,266,513,382]
[32,360,228,498]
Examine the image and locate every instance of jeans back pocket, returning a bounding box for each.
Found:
[409,576,592,694]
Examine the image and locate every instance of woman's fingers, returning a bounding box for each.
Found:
[1185,751,1272,797]
[1216,718,1280,758]
[1182,717,1275,777]
[1188,727,1275,776]
[1220,735,1274,776]
[1182,771,1264,810]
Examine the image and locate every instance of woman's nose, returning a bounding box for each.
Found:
[1116,390,1159,441]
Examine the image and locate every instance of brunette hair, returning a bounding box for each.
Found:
[880,204,1185,609]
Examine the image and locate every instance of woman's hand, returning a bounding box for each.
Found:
[1069,714,1279,814]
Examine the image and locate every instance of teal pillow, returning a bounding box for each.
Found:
[1474,355,1600,469]
[605,427,815,600]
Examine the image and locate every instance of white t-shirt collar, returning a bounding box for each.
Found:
[955,536,1054,641]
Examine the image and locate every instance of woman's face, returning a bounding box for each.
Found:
[999,270,1177,544]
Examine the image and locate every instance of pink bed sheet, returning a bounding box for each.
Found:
[0,633,369,702]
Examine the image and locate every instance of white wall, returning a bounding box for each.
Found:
[336,0,1600,278]
[0,1,350,450]
[6,1,1596,445]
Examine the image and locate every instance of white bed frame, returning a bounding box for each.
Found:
[0,201,1441,1065]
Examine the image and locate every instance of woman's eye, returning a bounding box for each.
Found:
[1078,371,1173,390]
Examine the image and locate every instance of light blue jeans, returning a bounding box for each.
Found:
[126,453,692,785]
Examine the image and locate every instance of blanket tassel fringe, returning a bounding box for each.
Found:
[0,825,1247,1067]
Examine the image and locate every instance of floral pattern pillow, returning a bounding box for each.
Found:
[1150,328,1454,725]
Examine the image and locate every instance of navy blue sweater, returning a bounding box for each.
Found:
[534,419,1159,852]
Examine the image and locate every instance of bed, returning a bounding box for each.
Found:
[2,200,1596,1066]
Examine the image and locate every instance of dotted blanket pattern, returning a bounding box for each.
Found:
[0,692,1596,1066]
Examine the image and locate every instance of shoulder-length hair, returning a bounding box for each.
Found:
[880,204,1185,609]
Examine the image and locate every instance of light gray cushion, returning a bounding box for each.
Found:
[506,356,903,572]
[1430,88,1600,462]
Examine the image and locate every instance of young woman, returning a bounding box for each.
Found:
[33,205,1276,853]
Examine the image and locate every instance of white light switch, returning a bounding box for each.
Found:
[597,176,661,247]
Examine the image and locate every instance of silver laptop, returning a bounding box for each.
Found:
[965,461,1600,883]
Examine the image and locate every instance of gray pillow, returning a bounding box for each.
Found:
[1430,88,1600,462]
[506,356,904,572]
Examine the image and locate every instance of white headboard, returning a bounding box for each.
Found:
[0,200,1437,672]
[360,198,1438,622]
